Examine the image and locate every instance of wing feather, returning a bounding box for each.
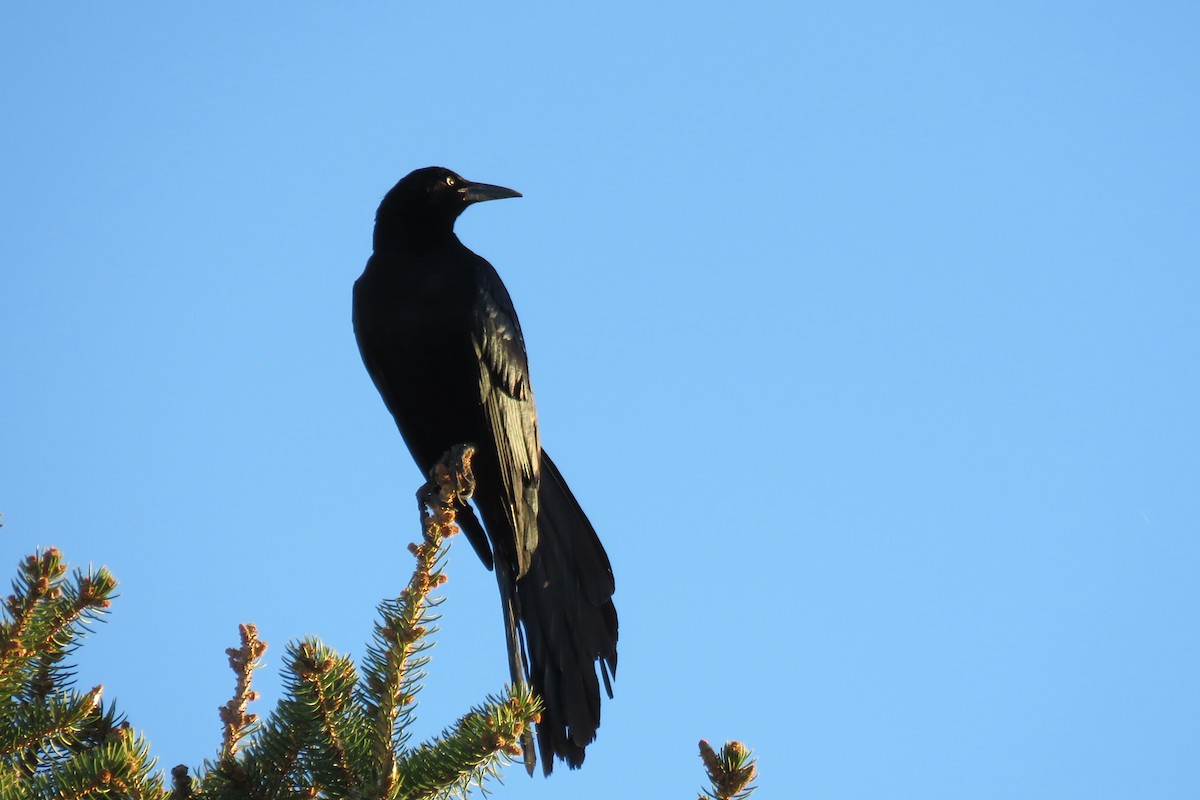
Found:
[472,289,541,575]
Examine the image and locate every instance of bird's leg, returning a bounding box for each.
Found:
[416,444,477,520]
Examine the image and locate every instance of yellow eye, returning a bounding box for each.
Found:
[445,176,457,187]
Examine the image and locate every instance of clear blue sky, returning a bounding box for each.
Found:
[2,3,1198,798]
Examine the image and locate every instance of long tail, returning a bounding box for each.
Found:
[518,451,618,774]
[492,554,537,774]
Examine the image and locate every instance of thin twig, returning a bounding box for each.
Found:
[219,623,268,762]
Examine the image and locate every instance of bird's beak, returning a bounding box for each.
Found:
[463,181,522,203]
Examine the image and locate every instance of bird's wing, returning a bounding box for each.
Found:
[471,281,541,575]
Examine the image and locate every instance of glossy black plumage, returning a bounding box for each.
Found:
[352,166,617,775]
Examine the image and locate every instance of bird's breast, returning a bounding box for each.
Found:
[353,253,491,470]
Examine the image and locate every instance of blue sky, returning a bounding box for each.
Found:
[2,3,1198,798]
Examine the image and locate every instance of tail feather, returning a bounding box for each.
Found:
[518,451,618,774]
[493,555,538,775]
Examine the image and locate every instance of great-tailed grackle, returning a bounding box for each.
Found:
[352,166,618,775]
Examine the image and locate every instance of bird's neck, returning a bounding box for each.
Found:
[373,221,461,252]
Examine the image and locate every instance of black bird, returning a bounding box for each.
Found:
[352,166,618,775]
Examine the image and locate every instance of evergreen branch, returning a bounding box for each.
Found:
[52,567,117,649]
[26,725,164,800]
[697,739,758,800]
[0,551,135,799]
[61,699,129,765]
[246,707,309,800]
[1,553,116,710]
[361,445,474,798]
[36,564,115,665]
[0,550,68,675]
[200,645,357,800]
[0,767,23,800]
[0,685,103,762]
[3,550,67,635]
[218,623,268,762]
[289,639,366,797]
[199,698,308,800]
[396,687,541,800]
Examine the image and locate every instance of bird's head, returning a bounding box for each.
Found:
[374,166,521,247]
